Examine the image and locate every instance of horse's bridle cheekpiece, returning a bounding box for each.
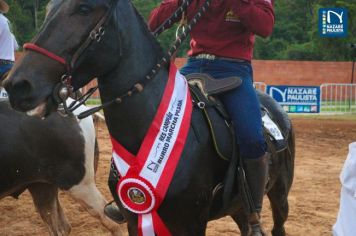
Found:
[23,0,119,114]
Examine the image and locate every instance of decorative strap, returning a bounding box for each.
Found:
[23,43,68,67]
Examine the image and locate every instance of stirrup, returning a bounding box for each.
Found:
[104,201,126,224]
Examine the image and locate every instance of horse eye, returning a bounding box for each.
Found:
[77,4,93,15]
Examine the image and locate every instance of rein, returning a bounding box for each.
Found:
[23,0,212,119]
[77,0,212,119]
[153,0,192,37]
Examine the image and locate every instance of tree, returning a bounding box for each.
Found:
[5,0,356,61]
[6,0,47,47]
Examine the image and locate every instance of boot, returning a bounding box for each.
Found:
[243,153,269,236]
[104,201,127,224]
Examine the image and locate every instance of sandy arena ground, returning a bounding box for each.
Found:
[0,116,355,236]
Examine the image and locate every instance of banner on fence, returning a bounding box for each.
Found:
[267,85,320,113]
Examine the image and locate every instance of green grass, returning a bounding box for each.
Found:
[85,99,101,106]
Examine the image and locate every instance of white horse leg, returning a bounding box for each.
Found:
[29,183,71,236]
[68,183,123,236]
[66,99,123,236]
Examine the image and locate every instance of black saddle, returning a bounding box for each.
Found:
[186,72,291,216]
[186,73,288,160]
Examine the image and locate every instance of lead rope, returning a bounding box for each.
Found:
[77,0,212,119]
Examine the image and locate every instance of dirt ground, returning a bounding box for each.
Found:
[0,116,355,236]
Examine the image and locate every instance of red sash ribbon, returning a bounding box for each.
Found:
[111,63,192,235]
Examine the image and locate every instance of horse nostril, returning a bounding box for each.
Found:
[7,79,34,101]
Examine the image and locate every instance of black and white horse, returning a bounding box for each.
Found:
[0,95,122,236]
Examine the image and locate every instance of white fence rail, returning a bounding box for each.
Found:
[320,83,356,114]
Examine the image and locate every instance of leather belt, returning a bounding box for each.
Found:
[191,53,249,63]
[0,60,14,65]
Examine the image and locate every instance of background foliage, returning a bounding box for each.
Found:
[5,0,356,61]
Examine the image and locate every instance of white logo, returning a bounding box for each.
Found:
[269,87,287,102]
[327,10,343,24]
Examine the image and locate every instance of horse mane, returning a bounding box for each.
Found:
[46,0,64,20]
[128,1,166,60]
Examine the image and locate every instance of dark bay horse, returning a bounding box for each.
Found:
[4,0,295,235]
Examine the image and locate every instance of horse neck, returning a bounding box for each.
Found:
[98,1,169,154]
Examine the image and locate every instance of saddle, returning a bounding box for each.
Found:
[186,72,289,215]
[186,73,287,161]
[186,73,242,97]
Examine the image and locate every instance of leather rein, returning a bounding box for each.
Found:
[23,0,211,119]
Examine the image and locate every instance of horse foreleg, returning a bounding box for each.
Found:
[28,183,71,236]
[230,209,250,236]
[67,183,123,236]
[266,153,294,236]
[267,181,289,236]
[267,128,295,236]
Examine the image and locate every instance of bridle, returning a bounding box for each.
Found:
[22,0,212,119]
[23,0,119,111]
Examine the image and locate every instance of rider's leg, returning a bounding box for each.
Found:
[181,58,268,235]
[214,61,267,236]
[242,153,268,236]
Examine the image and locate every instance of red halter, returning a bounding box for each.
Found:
[23,43,67,66]
[23,43,72,84]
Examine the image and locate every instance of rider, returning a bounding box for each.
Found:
[0,0,18,83]
[104,1,274,234]
[149,0,274,235]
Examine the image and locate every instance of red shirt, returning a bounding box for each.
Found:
[148,0,274,61]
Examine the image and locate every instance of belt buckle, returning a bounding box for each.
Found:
[196,54,216,60]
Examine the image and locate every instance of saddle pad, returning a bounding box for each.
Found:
[261,109,287,152]
[0,87,8,99]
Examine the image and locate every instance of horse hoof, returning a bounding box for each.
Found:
[249,223,267,236]
[104,201,127,224]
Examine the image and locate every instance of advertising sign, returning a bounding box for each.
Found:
[319,7,348,38]
[267,85,320,113]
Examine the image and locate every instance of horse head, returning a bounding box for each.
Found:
[4,0,121,117]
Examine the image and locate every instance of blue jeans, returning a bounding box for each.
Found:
[180,58,266,159]
[0,64,13,80]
